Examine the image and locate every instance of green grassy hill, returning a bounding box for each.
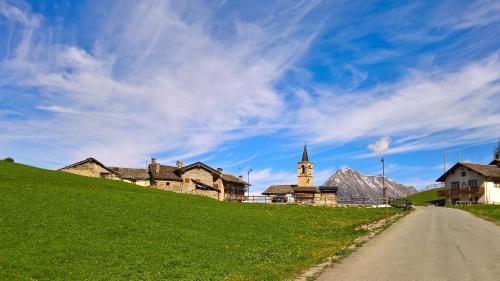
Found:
[453,205,500,223]
[0,161,395,280]
[406,188,444,206]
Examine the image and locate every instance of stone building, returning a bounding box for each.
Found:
[262,144,337,205]
[60,158,248,201]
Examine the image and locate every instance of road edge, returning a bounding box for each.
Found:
[294,208,415,281]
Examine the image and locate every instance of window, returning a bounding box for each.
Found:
[184,178,190,183]
[468,180,477,187]
[461,171,466,177]
[301,165,305,174]
[100,172,110,179]
[451,182,460,189]
[495,182,500,188]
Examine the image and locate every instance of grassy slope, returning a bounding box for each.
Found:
[406,188,443,206]
[0,161,396,280]
[453,205,500,223]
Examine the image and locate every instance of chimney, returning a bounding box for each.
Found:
[496,152,500,167]
[176,160,184,168]
[239,175,243,181]
[217,168,223,173]
[151,158,160,174]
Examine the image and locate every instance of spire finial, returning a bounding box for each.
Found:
[301,142,309,162]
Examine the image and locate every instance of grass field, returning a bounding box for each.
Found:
[453,204,500,223]
[0,161,400,280]
[405,188,443,206]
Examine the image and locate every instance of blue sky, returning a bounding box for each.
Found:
[1,0,499,193]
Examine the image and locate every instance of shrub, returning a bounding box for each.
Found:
[3,157,14,163]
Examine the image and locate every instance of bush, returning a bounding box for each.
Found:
[3,157,14,163]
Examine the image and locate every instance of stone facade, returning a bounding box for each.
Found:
[183,168,214,192]
[155,180,183,192]
[297,161,313,187]
[60,159,121,180]
[60,158,247,202]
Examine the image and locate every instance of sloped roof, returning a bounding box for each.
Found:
[192,179,220,192]
[59,158,118,175]
[177,161,221,175]
[221,174,248,185]
[109,167,149,180]
[149,164,182,181]
[437,162,500,182]
[262,184,296,195]
[294,186,318,193]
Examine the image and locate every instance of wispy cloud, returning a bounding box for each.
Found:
[0,0,322,166]
[300,55,500,155]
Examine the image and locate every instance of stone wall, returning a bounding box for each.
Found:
[182,169,214,192]
[193,189,220,200]
[62,162,120,180]
[316,193,337,206]
[155,180,183,192]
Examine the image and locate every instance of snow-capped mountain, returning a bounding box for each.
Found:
[323,167,417,201]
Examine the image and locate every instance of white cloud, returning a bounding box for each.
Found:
[0,1,40,26]
[248,168,296,194]
[0,1,321,167]
[367,136,390,155]
[300,54,500,155]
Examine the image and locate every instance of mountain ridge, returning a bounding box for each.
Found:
[323,167,417,201]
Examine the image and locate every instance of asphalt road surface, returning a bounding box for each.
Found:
[317,206,500,281]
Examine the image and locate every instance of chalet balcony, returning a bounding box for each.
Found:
[437,186,484,197]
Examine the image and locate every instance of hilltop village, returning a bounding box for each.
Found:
[60,144,500,206]
[60,144,337,205]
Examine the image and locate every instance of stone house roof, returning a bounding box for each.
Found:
[59,157,119,176]
[437,162,500,182]
[177,161,221,176]
[149,164,182,181]
[262,184,296,195]
[192,179,221,192]
[221,174,248,185]
[60,158,248,187]
[294,186,318,193]
[108,167,149,180]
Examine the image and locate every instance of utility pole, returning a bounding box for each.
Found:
[443,152,447,173]
[247,168,253,197]
[382,157,388,220]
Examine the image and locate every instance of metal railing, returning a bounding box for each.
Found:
[337,197,388,206]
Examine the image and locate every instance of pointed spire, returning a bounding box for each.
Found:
[301,142,309,162]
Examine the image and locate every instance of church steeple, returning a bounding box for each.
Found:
[301,143,309,162]
[297,143,313,187]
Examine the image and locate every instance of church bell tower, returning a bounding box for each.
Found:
[297,143,313,187]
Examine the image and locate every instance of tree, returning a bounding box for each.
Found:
[3,157,14,163]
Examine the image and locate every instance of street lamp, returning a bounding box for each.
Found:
[381,157,388,220]
[381,157,386,201]
[247,168,253,197]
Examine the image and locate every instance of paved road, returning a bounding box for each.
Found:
[317,206,500,281]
